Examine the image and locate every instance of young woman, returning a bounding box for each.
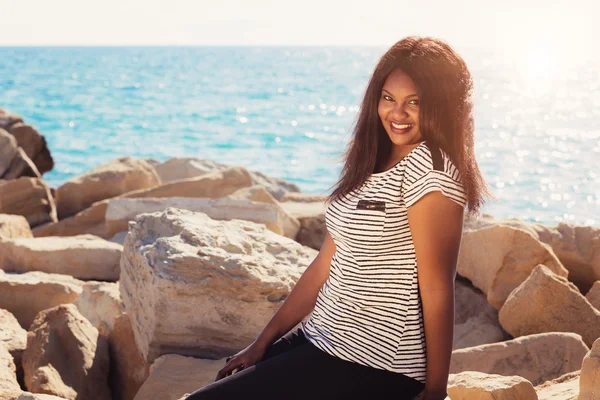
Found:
[185,35,491,400]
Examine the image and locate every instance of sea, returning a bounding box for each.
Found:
[0,46,598,227]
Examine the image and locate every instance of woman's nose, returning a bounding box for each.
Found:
[391,104,409,118]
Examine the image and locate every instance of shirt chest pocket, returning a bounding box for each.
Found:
[352,199,386,239]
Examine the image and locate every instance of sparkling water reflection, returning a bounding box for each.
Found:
[0,46,598,226]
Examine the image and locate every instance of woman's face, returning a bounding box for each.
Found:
[377,68,423,149]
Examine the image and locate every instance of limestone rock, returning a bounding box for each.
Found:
[453,314,506,350]
[499,265,600,347]
[32,201,108,238]
[4,122,54,175]
[453,278,506,349]
[73,281,124,338]
[0,343,21,399]
[15,393,70,400]
[447,371,537,400]
[2,147,42,180]
[534,371,579,400]
[105,196,300,239]
[133,354,224,400]
[579,337,600,400]
[55,157,160,219]
[0,271,83,329]
[0,214,33,239]
[465,215,600,294]
[279,197,327,250]
[458,225,568,309]
[120,208,316,363]
[0,128,19,177]
[0,234,122,281]
[152,157,300,200]
[0,178,57,227]
[450,332,589,386]
[118,166,252,200]
[108,313,149,400]
[0,308,27,373]
[22,304,111,400]
[586,281,600,311]
[151,157,224,183]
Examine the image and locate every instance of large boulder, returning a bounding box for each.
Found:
[108,313,149,400]
[0,308,27,378]
[55,157,160,219]
[32,201,108,238]
[105,196,300,239]
[0,214,33,239]
[120,208,316,363]
[133,354,224,400]
[22,304,111,400]
[534,371,579,400]
[465,215,600,294]
[0,234,122,281]
[73,281,124,338]
[457,224,568,309]
[447,371,537,400]
[0,178,57,227]
[34,166,254,240]
[0,271,83,329]
[579,337,600,400]
[279,196,327,251]
[453,278,506,350]
[499,265,600,347]
[450,332,589,386]
[0,342,22,399]
[586,281,600,311]
[0,109,54,175]
[0,128,19,177]
[151,157,300,201]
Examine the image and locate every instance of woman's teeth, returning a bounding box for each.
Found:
[391,122,411,129]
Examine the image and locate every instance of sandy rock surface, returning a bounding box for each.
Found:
[55,157,160,219]
[458,224,567,309]
[499,265,600,347]
[120,207,316,363]
[0,270,83,329]
[0,234,122,281]
[22,304,111,400]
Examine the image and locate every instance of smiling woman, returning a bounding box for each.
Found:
[183,36,492,400]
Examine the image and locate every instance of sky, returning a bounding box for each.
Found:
[0,0,598,57]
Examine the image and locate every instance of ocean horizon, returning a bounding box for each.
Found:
[1,46,598,227]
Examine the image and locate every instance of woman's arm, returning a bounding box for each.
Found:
[253,230,335,349]
[407,190,464,400]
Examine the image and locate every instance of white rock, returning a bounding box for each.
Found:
[105,196,299,239]
[133,354,224,400]
[120,208,317,363]
[0,270,83,329]
[0,234,122,281]
[458,225,568,309]
[448,371,538,400]
[450,332,589,386]
[499,265,600,347]
[73,281,124,337]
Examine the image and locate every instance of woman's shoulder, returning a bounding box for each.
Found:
[403,141,462,182]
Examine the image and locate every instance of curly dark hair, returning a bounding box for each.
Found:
[326,35,492,218]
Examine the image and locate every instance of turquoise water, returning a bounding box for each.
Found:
[1,46,598,226]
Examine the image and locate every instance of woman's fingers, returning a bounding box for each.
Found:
[215,357,243,381]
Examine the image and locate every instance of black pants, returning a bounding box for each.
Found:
[185,327,426,400]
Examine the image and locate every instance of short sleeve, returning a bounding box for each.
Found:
[401,144,467,208]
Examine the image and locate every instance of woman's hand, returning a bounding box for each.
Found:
[215,340,269,381]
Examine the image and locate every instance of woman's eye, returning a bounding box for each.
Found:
[409,100,420,106]
[382,95,393,101]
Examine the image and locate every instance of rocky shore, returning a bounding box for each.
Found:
[0,107,599,400]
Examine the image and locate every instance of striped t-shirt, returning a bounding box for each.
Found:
[301,140,467,384]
